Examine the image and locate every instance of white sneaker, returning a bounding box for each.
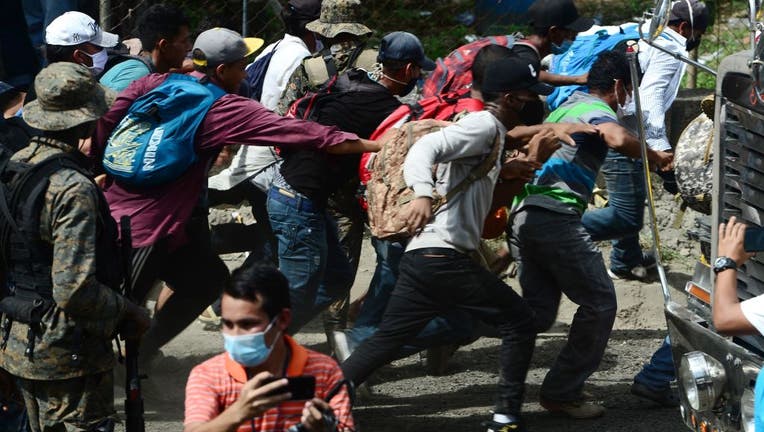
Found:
[329,330,354,362]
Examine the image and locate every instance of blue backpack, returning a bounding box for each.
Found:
[245,41,281,101]
[103,73,226,187]
[546,24,642,110]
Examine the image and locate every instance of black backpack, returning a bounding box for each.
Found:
[285,68,383,121]
[245,40,281,101]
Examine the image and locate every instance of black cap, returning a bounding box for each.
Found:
[527,0,594,32]
[288,0,321,20]
[669,0,710,30]
[482,57,554,95]
[377,31,436,71]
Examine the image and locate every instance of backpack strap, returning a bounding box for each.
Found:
[438,130,502,206]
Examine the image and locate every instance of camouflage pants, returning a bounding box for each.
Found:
[16,371,115,432]
[323,180,365,332]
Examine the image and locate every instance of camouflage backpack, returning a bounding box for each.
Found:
[366,119,500,240]
[675,110,714,215]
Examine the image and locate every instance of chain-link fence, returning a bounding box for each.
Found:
[97,0,752,88]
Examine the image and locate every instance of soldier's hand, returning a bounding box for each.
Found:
[229,372,290,422]
[120,301,150,340]
[406,197,433,236]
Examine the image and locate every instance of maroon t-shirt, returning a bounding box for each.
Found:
[92,73,358,248]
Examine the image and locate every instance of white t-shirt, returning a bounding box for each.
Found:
[740,294,764,335]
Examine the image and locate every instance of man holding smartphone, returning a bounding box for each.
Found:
[183,265,353,432]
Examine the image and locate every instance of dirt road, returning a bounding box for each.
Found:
[115,178,701,432]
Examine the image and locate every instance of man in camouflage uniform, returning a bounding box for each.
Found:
[275,0,375,339]
[0,62,150,432]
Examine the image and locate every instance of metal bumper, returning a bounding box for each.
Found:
[665,301,762,431]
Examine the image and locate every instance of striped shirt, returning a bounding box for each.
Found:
[184,336,354,431]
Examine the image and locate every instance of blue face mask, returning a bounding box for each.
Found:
[223,318,279,367]
[551,39,574,55]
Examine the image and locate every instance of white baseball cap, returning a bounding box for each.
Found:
[45,11,118,48]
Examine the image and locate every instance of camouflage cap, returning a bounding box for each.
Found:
[305,0,372,39]
[23,62,116,131]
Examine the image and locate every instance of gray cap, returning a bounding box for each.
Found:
[377,31,435,71]
[192,28,264,68]
[23,62,115,131]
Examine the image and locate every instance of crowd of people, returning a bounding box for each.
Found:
[3,0,761,431]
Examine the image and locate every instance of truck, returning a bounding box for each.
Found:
[663,16,764,432]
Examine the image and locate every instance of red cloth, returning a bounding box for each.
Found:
[92,73,358,248]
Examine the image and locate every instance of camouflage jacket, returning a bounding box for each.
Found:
[0,138,126,380]
[275,42,376,115]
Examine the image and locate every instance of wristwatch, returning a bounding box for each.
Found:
[713,256,738,274]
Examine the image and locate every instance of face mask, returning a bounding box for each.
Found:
[223,318,279,367]
[84,49,108,76]
[314,36,324,54]
[686,37,701,52]
[551,39,573,55]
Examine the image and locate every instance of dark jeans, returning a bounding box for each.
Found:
[634,336,675,389]
[581,150,646,272]
[341,248,536,415]
[510,207,617,402]
[131,216,230,358]
[347,237,474,350]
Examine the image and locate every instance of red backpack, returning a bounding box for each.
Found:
[358,90,484,194]
[420,35,522,98]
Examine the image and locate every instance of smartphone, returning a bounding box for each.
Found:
[263,375,316,400]
[744,226,764,252]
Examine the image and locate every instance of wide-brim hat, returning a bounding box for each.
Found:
[23,63,116,131]
[304,0,372,39]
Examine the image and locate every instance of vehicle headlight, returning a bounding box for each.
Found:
[679,351,726,411]
[741,387,756,432]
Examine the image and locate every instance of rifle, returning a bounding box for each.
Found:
[120,215,145,432]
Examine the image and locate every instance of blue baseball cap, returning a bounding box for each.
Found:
[377,31,436,71]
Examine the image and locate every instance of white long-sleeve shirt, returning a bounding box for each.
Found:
[622,24,688,152]
[404,111,505,253]
[208,34,312,191]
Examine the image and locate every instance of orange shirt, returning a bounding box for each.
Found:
[184,336,354,431]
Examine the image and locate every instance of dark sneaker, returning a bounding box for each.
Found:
[630,382,679,407]
[482,419,526,432]
[640,252,657,269]
[539,397,606,419]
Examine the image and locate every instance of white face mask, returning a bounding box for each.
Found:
[614,80,633,119]
[84,49,108,76]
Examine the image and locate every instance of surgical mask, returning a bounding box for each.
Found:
[84,49,108,76]
[223,318,279,367]
[314,36,324,54]
[551,39,573,55]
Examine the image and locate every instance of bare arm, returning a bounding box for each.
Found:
[713,216,757,335]
[539,70,588,86]
[596,122,673,170]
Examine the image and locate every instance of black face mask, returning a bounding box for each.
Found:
[686,36,701,52]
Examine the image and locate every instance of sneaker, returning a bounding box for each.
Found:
[329,330,354,362]
[482,419,526,432]
[197,306,221,331]
[539,397,606,419]
[630,381,679,407]
[608,252,658,281]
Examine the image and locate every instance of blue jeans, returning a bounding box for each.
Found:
[634,336,675,389]
[267,186,354,333]
[581,150,646,272]
[347,237,473,352]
